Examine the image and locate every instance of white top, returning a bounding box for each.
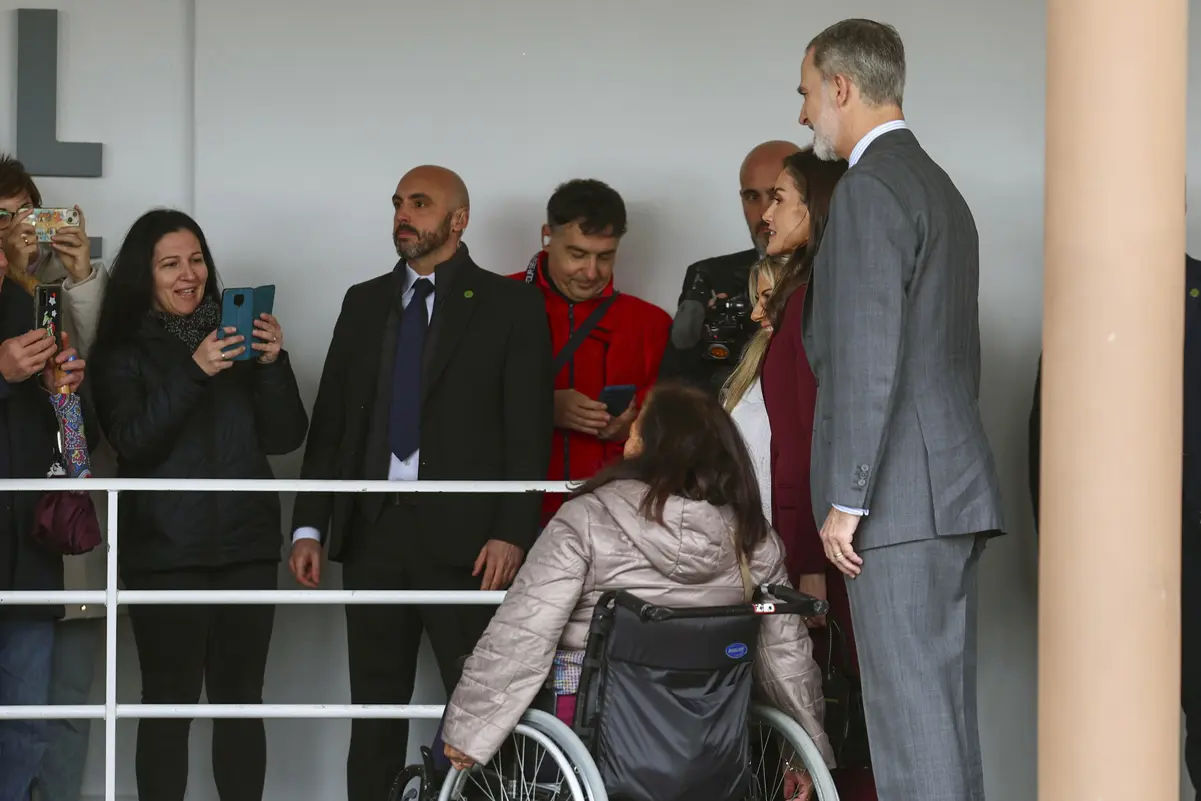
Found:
[729,377,772,522]
[292,265,437,543]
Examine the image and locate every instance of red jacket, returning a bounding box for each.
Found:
[509,252,671,524]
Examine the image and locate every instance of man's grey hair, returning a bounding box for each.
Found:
[807,19,905,108]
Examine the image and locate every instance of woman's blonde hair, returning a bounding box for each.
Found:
[721,254,791,411]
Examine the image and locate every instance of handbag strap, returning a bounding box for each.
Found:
[823,617,854,679]
[552,293,619,374]
[730,529,754,603]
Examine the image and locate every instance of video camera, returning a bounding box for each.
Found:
[672,263,758,362]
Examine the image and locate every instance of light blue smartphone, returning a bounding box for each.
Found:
[219,284,275,361]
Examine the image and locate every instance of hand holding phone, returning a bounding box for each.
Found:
[3,210,41,291]
[554,389,611,435]
[26,208,80,242]
[34,284,62,353]
[43,330,85,395]
[597,384,637,417]
[596,385,639,442]
[219,285,276,362]
[45,205,91,282]
[250,314,284,365]
[0,329,56,384]
[193,328,245,377]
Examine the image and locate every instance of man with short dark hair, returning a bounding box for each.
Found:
[799,19,1004,801]
[289,165,554,801]
[658,141,799,393]
[510,178,670,524]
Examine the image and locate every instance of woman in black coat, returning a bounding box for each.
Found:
[90,209,309,801]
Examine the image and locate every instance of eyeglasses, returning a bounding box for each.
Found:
[0,206,34,229]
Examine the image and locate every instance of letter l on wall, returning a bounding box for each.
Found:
[15,9,103,258]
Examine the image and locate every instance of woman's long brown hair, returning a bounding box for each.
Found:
[572,381,769,558]
[766,149,848,327]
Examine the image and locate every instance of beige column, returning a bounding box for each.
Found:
[1041,0,1188,797]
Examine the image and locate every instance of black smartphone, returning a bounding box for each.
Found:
[33,284,62,351]
[598,384,637,417]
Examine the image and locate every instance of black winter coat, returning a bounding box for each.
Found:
[92,318,309,573]
[0,283,71,618]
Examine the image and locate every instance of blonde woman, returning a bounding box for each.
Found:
[721,254,789,522]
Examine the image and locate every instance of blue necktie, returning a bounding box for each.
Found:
[389,277,434,462]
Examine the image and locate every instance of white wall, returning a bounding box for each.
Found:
[3,0,1199,798]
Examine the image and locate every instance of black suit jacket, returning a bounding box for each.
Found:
[292,244,554,567]
[0,284,75,617]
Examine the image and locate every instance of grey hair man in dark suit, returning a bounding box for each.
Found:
[797,19,1006,801]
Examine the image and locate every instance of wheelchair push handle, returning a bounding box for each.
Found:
[620,584,830,623]
[760,584,830,618]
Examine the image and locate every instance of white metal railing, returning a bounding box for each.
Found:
[0,478,570,801]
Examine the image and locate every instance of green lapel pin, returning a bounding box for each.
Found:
[1191,288,1199,298]
[464,290,474,299]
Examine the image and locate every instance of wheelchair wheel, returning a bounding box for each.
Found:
[388,764,428,801]
[436,713,606,801]
[747,704,840,800]
[388,746,446,801]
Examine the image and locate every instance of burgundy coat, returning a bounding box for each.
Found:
[761,286,865,682]
[760,285,824,580]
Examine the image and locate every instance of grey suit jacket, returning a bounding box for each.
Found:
[802,128,1005,548]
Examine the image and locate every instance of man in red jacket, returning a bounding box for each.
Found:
[511,179,671,524]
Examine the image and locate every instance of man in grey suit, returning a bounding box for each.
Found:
[797,19,1006,801]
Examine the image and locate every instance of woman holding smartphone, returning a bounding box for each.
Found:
[89,209,309,801]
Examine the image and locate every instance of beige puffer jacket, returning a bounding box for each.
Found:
[34,253,112,620]
[442,479,834,768]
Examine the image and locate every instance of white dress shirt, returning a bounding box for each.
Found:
[829,118,908,519]
[729,378,772,521]
[292,266,436,543]
[847,119,909,168]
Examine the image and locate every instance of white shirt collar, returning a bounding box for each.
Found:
[403,265,436,294]
[848,119,909,167]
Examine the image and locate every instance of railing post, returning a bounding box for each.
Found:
[104,490,119,801]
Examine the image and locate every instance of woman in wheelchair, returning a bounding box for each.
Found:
[439,381,835,799]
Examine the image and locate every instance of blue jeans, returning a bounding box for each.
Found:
[35,619,100,801]
[0,618,55,801]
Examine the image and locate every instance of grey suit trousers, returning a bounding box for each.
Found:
[845,534,987,801]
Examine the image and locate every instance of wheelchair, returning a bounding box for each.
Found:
[390,584,840,801]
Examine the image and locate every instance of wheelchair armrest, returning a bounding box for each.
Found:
[762,584,830,617]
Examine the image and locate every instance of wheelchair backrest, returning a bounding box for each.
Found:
[574,590,762,801]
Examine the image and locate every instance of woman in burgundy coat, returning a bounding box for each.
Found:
[758,149,877,800]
